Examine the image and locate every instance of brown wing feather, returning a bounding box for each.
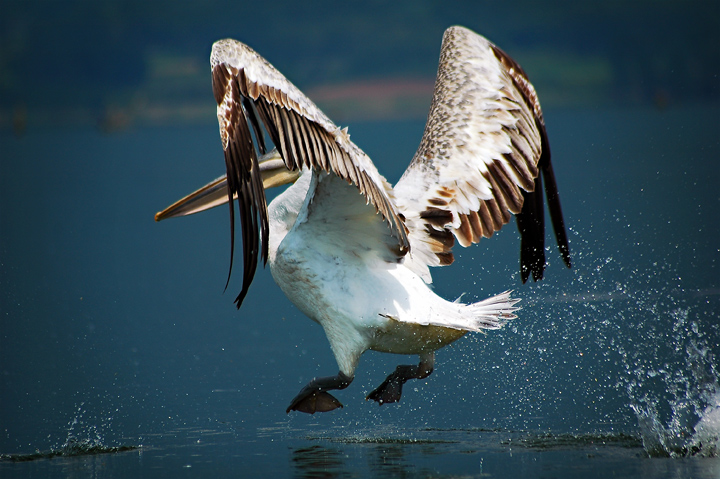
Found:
[213,64,269,306]
[211,40,409,307]
[393,26,571,282]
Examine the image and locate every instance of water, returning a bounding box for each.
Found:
[1,105,718,477]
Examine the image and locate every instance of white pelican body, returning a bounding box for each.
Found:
[268,170,503,375]
[156,26,571,413]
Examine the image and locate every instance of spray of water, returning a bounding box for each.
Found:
[567,223,720,457]
[559,226,720,457]
[623,308,719,457]
[0,403,137,462]
[54,402,111,455]
[451,224,720,457]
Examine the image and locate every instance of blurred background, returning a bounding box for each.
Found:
[1,0,718,132]
[1,0,719,476]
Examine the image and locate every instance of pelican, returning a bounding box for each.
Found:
[156,26,571,414]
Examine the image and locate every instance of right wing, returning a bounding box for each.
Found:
[393,26,571,283]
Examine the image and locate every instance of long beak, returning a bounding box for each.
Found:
[155,148,298,222]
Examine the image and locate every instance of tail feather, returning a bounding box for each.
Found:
[462,290,520,331]
[389,290,520,332]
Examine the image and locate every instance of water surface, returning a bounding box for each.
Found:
[2,105,718,477]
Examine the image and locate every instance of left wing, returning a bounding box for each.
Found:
[210,39,409,307]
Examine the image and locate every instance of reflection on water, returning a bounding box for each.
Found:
[502,431,643,450]
[291,445,347,478]
[288,428,679,478]
[289,427,720,477]
[1,421,717,478]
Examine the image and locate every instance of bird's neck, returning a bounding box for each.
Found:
[267,169,313,263]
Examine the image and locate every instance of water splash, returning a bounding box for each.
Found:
[56,403,107,453]
[0,403,138,463]
[551,229,720,457]
[451,222,720,458]
[623,308,719,457]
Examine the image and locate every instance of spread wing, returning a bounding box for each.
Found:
[393,26,571,283]
[210,39,409,307]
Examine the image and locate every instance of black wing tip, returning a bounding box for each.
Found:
[520,266,530,284]
[516,123,572,283]
[220,72,271,311]
[234,288,250,309]
[540,152,573,272]
[516,216,571,284]
[519,237,570,283]
[520,243,546,284]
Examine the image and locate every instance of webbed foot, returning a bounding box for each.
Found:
[286,372,353,414]
[366,376,404,405]
[286,390,343,414]
[366,354,435,406]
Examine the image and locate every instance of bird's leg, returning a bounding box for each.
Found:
[366,352,435,405]
[286,372,353,414]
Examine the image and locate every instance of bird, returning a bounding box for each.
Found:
[155,25,571,414]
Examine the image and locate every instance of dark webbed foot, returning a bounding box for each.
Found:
[286,372,353,414]
[366,354,434,405]
[286,391,343,414]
